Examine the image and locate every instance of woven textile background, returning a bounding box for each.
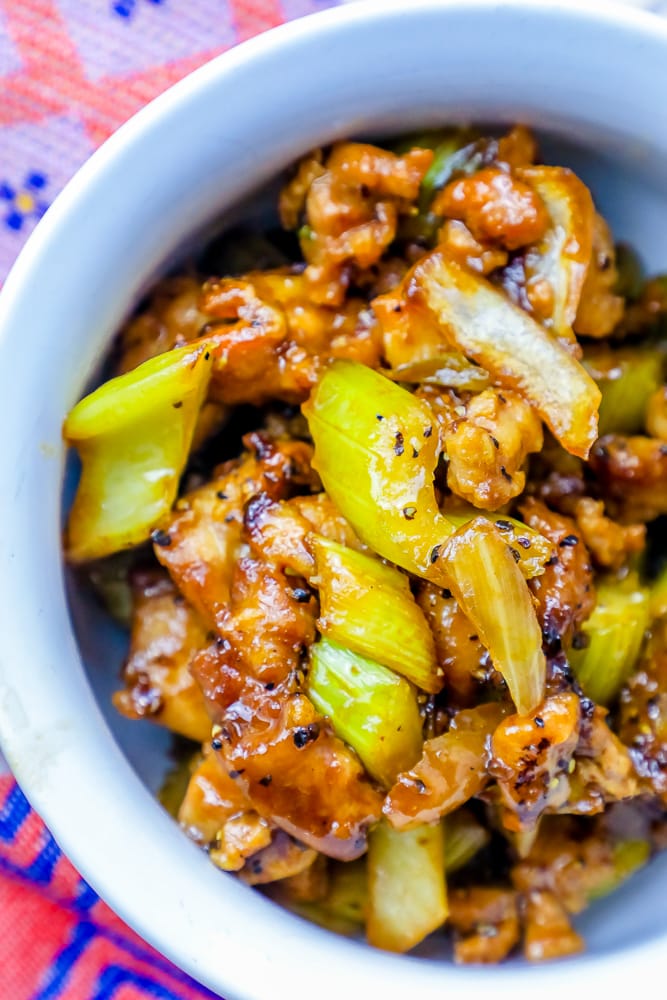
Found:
[1,1,667,998]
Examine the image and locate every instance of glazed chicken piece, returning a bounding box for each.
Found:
[573,497,645,571]
[618,620,667,802]
[113,569,211,743]
[416,582,489,705]
[436,219,509,276]
[154,433,317,630]
[448,887,520,964]
[281,142,434,305]
[490,692,581,833]
[445,388,543,509]
[190,551,382,860]
[564,707,638,816]
[573,213,624,338]
[519,498,596,650]
[590,434,667,523]
[118,269,380,407]
[433,166,549,251]
[522,890,584,961]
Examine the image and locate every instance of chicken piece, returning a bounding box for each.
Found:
[383,704,508,830]
[209,811,273,872]
[574,214,624,338]
[243,492,364,580]
[448,887,520,964]
[178,749,257,847]
[436,220,508,276]
[573,497,645,571]
[190,554,382,859]
[616,275,667,339]
[155,433,316,630]
[433,167,549,251]
[522,890,584,962]
[519,499,596,650]
[286,142,433,305]
[495,125,539,169]
[416,582,489,704]
[618,620,667,802]
[212,677,382,861]
[113,569,211,743]
[646,386,667,440]
[589,434,667,523]
[373,283,449,368]
[446,388,543,509]
[119,269,379,407]
[279,149,326,229]
[200,272,380,405]
[239,832,319,887]
[267,853,329,900]
[564,707,638,815]
[490,692,581,833]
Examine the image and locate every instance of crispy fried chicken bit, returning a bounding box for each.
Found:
[433,166,549,251]
[113,569,211,743]
[519,498,596,650]
[573,497,645,571]
[619,620,667,802]
[448,887,520,964]
[436,220,509,276]
[154,433,316,630]
[574,214,624,339]
[416,582,489,705]
[490,692,581,833]
[238,832,319,887]
[446,388,543,510]
[118,275,209,374]
[590,434,667,523]
[522,890,584,962]
[287,142,433,306]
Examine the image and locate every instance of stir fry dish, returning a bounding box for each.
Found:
[64,125,667,962]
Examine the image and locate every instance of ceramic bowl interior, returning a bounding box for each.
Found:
[2,3,667,997]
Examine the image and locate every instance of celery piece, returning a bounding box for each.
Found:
[291,860,367,936]
[443,507,554,580]
[443,518,546,715]
[311,536,439,693]
[308,639,423,787]
[367,820,448,953]
[385,353,490,393]
[65,341,214,562]
[419,133,480,209]
[444,810,490,874]
[303,360,455,582]
[570,578,650,705]
[583,345,663,436]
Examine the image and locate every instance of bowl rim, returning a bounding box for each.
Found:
[1,1,667,997]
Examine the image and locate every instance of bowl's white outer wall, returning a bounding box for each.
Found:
[1,2,667,997]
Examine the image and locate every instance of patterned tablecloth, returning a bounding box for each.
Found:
[0,1,666,997]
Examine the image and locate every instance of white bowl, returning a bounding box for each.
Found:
[1,1,667,996]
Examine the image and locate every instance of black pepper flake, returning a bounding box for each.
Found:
[265,681,276,691]
[498,393,507,404]
[216,490,228,500]
[403,505,417,520]
[516,536,531,549]
[534,716,544,729]
[423,426,433,438]
[151,529,172,547]
[224,514,236,524]
[376,414,384,421]
[500,465,512,482]
[469,634,478,642]
[394,431,405,456]
[495,519,513,532]
[571,632,590,651]
[441,588,452,600]
[393,304,402,314]
[258,775,273,787]
[412,446,419,458]
[545,554,559,567]
[430,544,441,564]
[172,401,183,409]
[211,737,224,751]
[510,547,521,563]
[204,351,210,361]
[290,587,311,603]
[228,769,245,779]
[293,723,320,749]
[559,534,579,547]
[490,435,500,450]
